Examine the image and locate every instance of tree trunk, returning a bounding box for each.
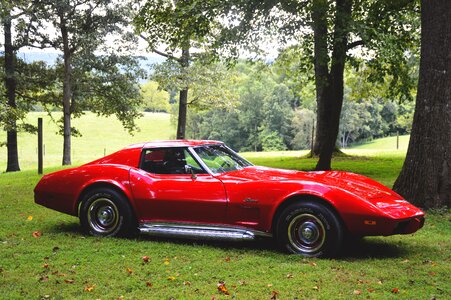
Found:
[393,0,451,208]
[60,16,72,165]
[3,13,20,172]
[312,0,329,155]
[315,0,352,170]
[176,48,189,139]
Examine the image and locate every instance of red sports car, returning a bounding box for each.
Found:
[34,140,425,257]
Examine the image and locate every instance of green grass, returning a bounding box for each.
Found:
[0,112,172,171]
[1,155,450,299]
[350,135,410,150]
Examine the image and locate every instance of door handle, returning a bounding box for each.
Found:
[243,198,258,203]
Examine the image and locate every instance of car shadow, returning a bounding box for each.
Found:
[47,222,420,259]
[339,237,406,260]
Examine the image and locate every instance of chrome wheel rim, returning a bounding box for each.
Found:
[288,213,326,254]
[87,198,119,234]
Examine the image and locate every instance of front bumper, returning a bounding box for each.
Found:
[392,216,425,235]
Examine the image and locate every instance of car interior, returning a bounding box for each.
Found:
[141,148,205,175]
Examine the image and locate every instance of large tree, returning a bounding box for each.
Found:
[0,1,27,172]
[33,0,140,165]
[135,0,220,139]
[393,0,450,208]
[1,7,20,171]
[0,0,44,172]
[191,0,419,169]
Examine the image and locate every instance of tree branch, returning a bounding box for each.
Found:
[139,34,181,62]
[347,40,365,50]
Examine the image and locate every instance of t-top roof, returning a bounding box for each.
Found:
[125,140,223,149]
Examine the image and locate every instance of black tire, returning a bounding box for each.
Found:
[275,201,343,257]
[79,188,137,237]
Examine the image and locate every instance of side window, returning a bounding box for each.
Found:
[183,149,205,174]
[140,148,206,175]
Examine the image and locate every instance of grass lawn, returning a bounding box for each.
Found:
[350,135,410,151]
[0,153,450,299]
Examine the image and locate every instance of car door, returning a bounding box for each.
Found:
[129,147,228,224]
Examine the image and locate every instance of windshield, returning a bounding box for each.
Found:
[193,144,253,174]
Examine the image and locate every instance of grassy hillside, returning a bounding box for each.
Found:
[350,135,410,150]
[1,112,411,173]
[0,112,173,171]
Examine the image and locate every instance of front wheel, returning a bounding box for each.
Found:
[79,188,137,237]
[275,201,343,257]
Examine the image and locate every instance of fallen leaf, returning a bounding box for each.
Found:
[309,262,317,267]
[270,290,279,300]
[142,256,150,263]
[27,215,33,221]
[353,290,362,295]
[313,286,319,291]
[64,279,74,284]
[367,288,375,293]
[428,271,436,276]
[164,258,170,265]
[183,281,191,286]
[167,276,176,281]
[146,282,153,287]
[267,283,273,287]
[43,263,49,269]
[391,288,399,294]
[126,267,133,275]
[238,280,246,286]
[39,276,49,282]
[217,281,230,295]
[401,259,409,263]
[377,280,383,285]
[224,256,231,262]
[84,284,95,292]
[32,231,42,238]
[286,274,293,279]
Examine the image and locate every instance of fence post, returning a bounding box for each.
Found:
[38,118,43,174]
[396,131,399,150]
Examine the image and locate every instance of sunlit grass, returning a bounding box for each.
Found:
[350,135,410,150]
[0,112,173,171]
[0,160,449,299]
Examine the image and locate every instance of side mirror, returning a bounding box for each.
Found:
[184,165,197,180]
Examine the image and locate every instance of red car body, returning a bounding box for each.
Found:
[34,140,424,256]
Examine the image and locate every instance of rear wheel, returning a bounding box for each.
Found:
[275,201,343,257]
[80,188,137,237]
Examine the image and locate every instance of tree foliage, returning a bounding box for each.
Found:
[29,0,143,165]
[141,81,170,113]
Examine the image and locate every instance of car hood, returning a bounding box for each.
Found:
[220,166,423,219]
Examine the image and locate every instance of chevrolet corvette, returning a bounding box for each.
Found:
[34,140,425,257]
